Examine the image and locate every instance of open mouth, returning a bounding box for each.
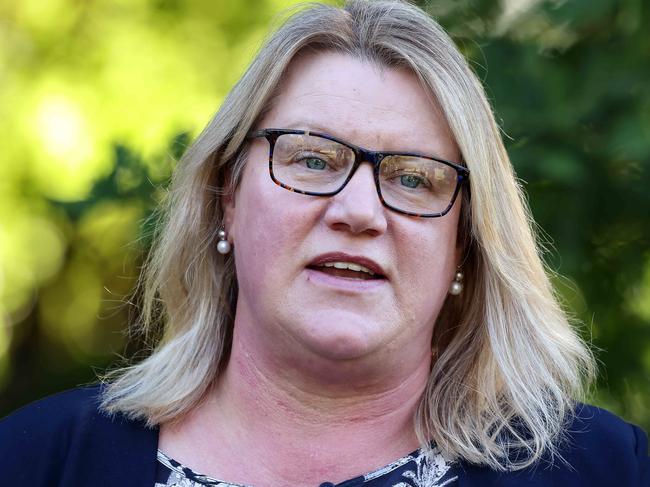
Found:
[307,261,385,280]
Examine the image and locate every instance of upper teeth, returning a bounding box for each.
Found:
[321,261,375,276]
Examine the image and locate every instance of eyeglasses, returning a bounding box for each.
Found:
[247,128,469,218]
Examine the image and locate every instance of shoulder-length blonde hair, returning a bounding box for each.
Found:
[101,0,595,471]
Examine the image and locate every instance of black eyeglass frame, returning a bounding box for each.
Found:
[247,128,470,218]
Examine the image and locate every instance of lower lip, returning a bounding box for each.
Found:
[304,268,387,292]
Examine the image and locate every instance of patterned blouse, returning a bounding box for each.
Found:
[155,447,458,487]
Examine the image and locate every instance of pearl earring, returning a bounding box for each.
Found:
[449,267,464,296]
[217,228,231,255]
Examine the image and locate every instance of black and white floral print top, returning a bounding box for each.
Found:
[155,447,458,487]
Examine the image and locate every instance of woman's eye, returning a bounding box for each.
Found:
[303,157,327,170]
[400,173,426,188]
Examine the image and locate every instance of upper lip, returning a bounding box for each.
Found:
[308,252,387,278]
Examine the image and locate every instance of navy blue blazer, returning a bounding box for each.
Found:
[1,385,648,486]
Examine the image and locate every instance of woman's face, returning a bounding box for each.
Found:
[225,52,462,373]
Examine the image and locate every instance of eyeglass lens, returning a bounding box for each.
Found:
[272,133,459,215]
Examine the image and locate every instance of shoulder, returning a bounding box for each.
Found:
[562,404,648,483]
[0,384,159,486]
[0,386,103,464]
[566,404,648,460]
[1,385,102,429]
[459,404,649,487]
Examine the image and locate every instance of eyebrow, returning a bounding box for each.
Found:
[281,119,340,137]
[276,119,451,160]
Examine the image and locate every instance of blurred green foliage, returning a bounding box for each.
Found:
[0,0,648,430]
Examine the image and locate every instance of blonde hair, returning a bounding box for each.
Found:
[100,0,595,471]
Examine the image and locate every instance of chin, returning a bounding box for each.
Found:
[290,309,388,361]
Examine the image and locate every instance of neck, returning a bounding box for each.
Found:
[222,330,430,431]
[162,324,432,486]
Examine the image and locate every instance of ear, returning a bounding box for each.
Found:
[455,195,471,268]
[454,242,463,269]
[222,190,236,242]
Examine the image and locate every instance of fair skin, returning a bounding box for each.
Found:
[160,52,462,486]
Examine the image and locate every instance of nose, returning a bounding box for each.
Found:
[323,163,388,236]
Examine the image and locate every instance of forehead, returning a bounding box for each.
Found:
[260,51,459,160]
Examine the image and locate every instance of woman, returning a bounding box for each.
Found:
[1,1,648,486]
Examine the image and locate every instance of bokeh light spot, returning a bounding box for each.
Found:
[628,258,650,323]
[37,97,85,165]
[0,210,65,315]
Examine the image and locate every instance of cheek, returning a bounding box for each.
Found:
[231,167,316,287]
[393,216,459,321]
[233,181,281,283]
